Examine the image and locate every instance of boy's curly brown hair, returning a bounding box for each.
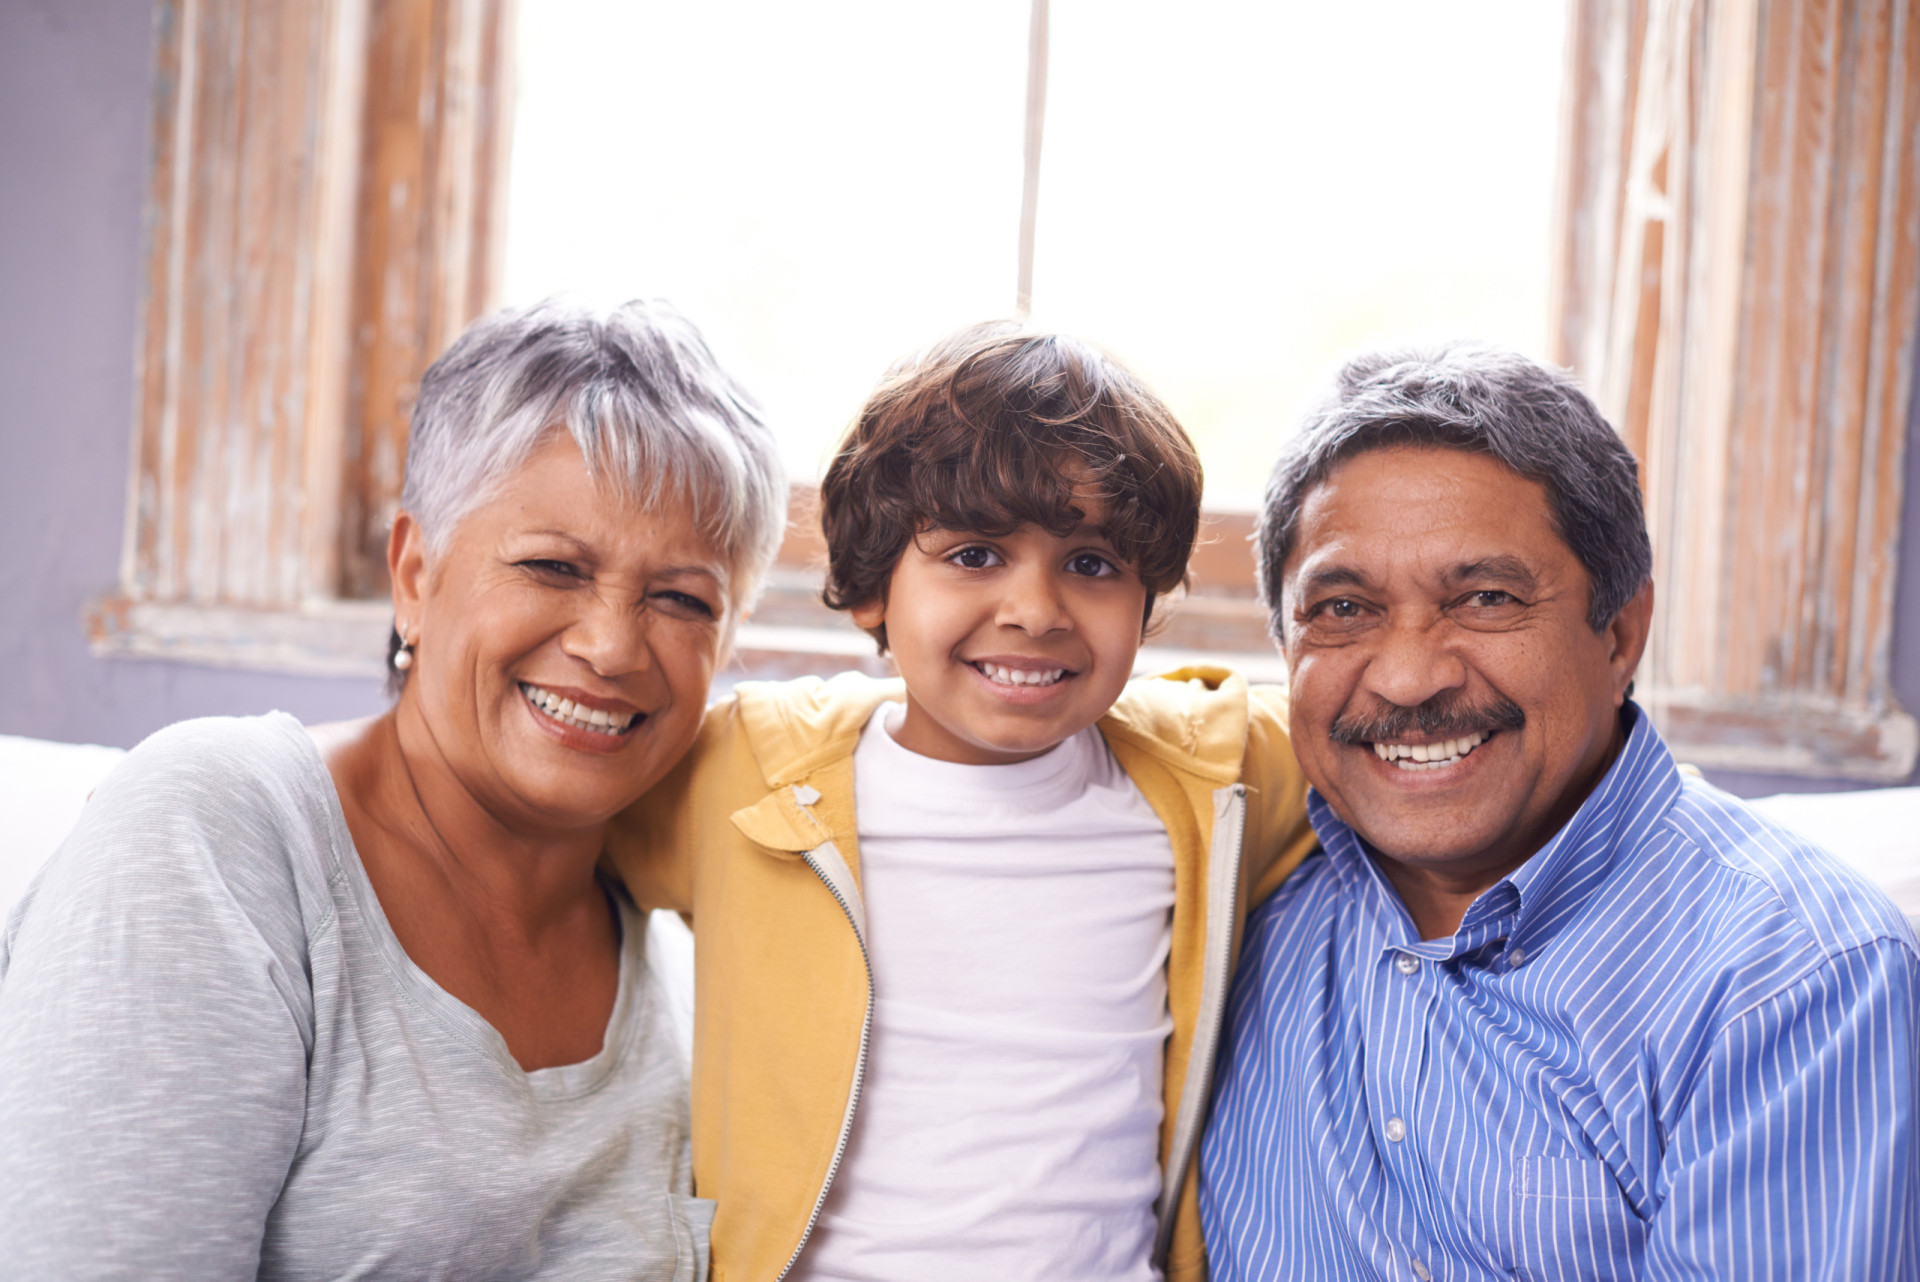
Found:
[819,321,1204,652]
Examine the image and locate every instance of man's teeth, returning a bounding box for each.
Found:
[977,662,1067,687]
[520,683,638,736]
[1370,731,1490,770]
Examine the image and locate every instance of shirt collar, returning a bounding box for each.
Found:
[1308,702,1683,960]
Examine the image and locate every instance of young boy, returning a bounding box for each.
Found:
[608,323,1316,1282]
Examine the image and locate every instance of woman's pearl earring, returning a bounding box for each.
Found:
[393,631,415,671]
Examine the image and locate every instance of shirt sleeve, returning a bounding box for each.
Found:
[1647,938,1920,1281]
[0,729,314,1279]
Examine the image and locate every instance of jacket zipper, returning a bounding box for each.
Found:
[1153,782,1248,1266]
[776,844,875,1282]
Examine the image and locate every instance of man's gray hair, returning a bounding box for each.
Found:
[401,298,787,608]
[1256,343,1651,635]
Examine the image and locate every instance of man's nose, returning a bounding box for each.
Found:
[1361,616,1467,709]
[995,563,1070,635]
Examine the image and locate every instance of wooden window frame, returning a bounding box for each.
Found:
[1552,0,1919,781]
[88,0,515,672]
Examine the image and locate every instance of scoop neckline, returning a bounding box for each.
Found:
[278,711,645,1102]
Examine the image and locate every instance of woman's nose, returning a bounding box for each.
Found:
[562,597,658,678]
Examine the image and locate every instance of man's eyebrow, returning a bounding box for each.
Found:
[1294,565,1374,597]
[1446,556,1539,592]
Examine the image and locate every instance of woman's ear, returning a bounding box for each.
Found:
[389,511,428,625]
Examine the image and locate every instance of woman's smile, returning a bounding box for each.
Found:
[518,681,645,750]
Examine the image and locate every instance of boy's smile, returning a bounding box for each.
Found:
[851,505,1148,765]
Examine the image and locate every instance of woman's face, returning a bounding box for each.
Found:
[390,432,733,834]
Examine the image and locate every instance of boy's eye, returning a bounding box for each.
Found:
[1065,552,1118,578]
[948,546,1002,570]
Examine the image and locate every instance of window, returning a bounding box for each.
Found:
[501,0,1567,678]
[89,0,512,672]
[93,0,1919,781]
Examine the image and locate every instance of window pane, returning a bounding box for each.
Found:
[506,1,1565,505]
[504,1,1031,481]
[1034,0,1567,506]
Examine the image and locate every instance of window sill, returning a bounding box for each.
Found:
[83,589,1288,686]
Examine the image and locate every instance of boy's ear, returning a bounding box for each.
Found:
[849,597,886,631]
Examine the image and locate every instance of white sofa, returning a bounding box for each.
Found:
[3,733,1915,966]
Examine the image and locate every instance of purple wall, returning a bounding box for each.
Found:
[2,0,1916,791]
[0,0,385,749]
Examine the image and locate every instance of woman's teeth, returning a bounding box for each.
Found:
[1371,730,1490,770]
[976,663,1067,687]
[520,683,638,736]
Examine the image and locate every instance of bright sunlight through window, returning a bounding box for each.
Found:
[504,1,1566,508]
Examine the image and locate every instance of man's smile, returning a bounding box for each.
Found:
[1367,729,1493,770]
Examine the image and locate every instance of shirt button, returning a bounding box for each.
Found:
[1507,945,1528,967]
[1395,954,1420,975]
[1411,1257,1432,1281]
[1384,1116,1407,1142]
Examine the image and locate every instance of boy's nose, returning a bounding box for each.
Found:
[995,564,1070,635]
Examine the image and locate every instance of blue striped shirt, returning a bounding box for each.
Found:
[1200,704,1920,1280]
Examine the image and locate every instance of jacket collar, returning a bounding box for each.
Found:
[727,666,1257,854]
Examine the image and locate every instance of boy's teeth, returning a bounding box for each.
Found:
[1369,731,1490,770]
[978,663,1066,687]
[520,683,637,736]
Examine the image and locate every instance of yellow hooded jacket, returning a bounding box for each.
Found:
[606,666,1317,1281]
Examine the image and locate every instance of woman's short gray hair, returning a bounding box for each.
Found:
[1256,342,1652,636]
[401,298,786,608]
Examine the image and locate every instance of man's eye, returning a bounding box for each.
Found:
[949,546,1000,570]
[1323,598,1361,618]
[1471,590,1516,608]
[1066,553,1118,578]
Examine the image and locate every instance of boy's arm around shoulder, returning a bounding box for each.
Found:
[1239,683,1319,909]
[604,694,752,917]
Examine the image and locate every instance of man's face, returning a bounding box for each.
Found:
[1278,445,1651,882]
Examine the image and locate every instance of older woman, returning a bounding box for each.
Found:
[0,300,784,1278]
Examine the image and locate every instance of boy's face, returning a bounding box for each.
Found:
[851,503,1148,765]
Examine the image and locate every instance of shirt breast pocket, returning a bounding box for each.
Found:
[1499,1155,1647,1281]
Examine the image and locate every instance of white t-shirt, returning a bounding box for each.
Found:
[792,706,1177,1282]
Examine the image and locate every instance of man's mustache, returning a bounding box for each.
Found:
[1328,693,1526,745]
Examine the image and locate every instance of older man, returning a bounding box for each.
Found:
[1200,345,1919,1280]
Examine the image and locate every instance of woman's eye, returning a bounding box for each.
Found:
[949,546,1000,570]
[520,558,581,580]
[1066,552,1118,578]
[653,590,717,621]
